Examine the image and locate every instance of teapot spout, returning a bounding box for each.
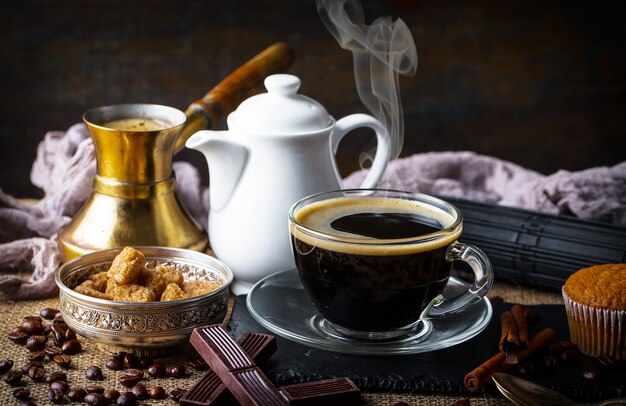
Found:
[186,131,248,211]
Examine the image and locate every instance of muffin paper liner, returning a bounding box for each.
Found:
[562,288,625,361]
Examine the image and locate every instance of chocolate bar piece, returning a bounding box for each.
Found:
[279,377,361,406]
[190,324,288,405]
[180,332,277,406]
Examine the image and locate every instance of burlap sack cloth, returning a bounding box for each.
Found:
[0,124,617,404]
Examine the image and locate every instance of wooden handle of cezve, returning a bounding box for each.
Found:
[176,42,295,152]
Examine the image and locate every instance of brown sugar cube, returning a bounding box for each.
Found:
[105,278,120,296]
[182,280,222,297]
[88,271,109,292]
[75,279,97,291]
[75,282,113,300]
[110,284,156,302]
[160,283,186,301]
[137,267,167,300]
[106,277,156,302]
[75,279,108,295]
[155,264,184,287]
[107,246,145,285]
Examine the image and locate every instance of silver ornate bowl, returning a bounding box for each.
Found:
[55,246,233,356]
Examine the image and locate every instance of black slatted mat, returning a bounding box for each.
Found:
[439,196,626,290]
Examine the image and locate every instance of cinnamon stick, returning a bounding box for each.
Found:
[498,310,520,364]
[511,304,529,346]
[464,327,556,392]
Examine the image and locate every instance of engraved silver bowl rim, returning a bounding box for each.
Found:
[55,246,233,355]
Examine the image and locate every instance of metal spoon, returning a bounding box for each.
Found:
[492,372,626,406]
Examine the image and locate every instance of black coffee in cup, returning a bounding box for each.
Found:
[290,194,462,333]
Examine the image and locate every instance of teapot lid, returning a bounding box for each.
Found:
[228,74,332,134]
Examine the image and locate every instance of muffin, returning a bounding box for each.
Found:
[562,263,626,361]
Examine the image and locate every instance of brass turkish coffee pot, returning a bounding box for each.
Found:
[57,42,295,261]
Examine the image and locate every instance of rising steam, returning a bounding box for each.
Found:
[317,0,417,162]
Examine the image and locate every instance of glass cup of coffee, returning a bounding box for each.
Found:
[288,189,493,341]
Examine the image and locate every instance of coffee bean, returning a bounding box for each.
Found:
[53,354,72,368]
[137,356,153,369]
[53,312,64,324]
[488,295,504,303]
[64,328,77,341]
[111,351,126,360]
[596,353,618,369]
[119,368,143,387]
[119,375,142,387]
[8,331,29,345]
[19,401,37,406]
[43,324,52,336]
[124,353,139,369]
[61,339,82,354]
[49,324,66,348]
[48,388,65,403]
[12,387,30,400]
[45,347,64,359]
[582,369,604,382]
[86,384,105,394]
[85,365,103,380]
[28,350,46,362]
[148,385,167,399]
[3,370,23,385]
[131,383,148,399]
[117,391,138,406]
[0,359,13,373]
[147,362,165,378]
[25,335,47,352]
[84,393,108,406]
[24,316,42,323]
[126,368,144,378]
[169,388,187,402]
[166,363,186,378]
[67,387,87,402]
[45,371,68,384]
[187,357,208,371]
[50,380,70,394]
[105,357,124,370]
[28,365,46,382]
[22,361,43,374]
[40,308,60,320]
[560,349,580,364]
[22,318,44,335]
[11,325,27,334]
[103,388,120,403]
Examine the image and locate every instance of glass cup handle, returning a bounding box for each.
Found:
[424,241,494,319]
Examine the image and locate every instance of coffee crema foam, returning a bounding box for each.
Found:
[102,117,173,132]
[291,196,461,256]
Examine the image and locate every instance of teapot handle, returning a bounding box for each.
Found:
[331,114,391,188]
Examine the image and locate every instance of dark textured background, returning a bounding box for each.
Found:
[1,0,625,198]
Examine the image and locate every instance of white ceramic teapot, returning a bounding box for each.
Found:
[186,74,390,294]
